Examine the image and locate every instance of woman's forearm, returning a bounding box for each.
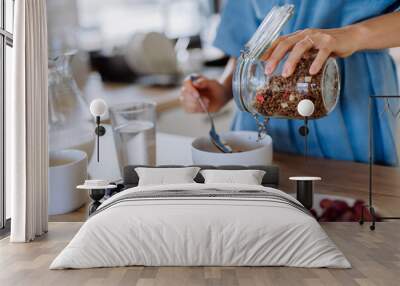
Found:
[262,11,400,76]
[350,12,400,51]
[219,57,236,99]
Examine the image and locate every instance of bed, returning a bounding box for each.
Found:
[50,165,350,269]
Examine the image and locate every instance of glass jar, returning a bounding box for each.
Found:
[233,5,340,119]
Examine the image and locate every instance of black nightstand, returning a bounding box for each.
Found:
[289,176,321,210]
[87,189,107,215]
[77,181,118,215]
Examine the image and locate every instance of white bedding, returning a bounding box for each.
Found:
[50,183,351,269]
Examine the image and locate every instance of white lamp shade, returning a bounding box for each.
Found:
[90,99,107,117]
[297,99,315,117]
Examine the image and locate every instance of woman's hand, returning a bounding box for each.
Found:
[180,75,230,113]
[262,27,359,77]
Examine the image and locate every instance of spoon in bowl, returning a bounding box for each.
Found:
[189,75,232,153]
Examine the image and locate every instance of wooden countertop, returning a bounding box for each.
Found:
[274,152,400,216]
[87,129,400,217]
[83,73,181,115]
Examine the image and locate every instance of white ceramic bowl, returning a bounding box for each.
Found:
[191,131,273,166]
[49,149,88,215]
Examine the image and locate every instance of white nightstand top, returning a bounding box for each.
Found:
[289,176,322,181]
[77,179,118,190]
[77,185,117,190]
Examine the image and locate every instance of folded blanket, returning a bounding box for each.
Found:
[92,188,311,217]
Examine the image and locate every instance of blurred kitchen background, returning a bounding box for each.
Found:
[46,0,400,143]
[47,0,233,140]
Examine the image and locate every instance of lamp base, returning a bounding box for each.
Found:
[95,125,106,136]
[88,188,106,215]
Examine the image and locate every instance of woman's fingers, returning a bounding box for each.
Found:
[180,80,201,113]
[191,77,211,89]
[309,48,331,75]
[262,28,337,76]
[282,36,314,77]
[265,39,294,74]
[261,30,304,62]
[180,90,208,113]
[182,79,199,98]
[180,79,211,113]
[261,35,288,61]
[181,75,227,114]
[265,32,305,74]
[181,95,209,113]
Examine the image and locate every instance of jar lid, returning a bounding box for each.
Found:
[233,4,295,113]
[321,57,340,113]
[244,4,294,59]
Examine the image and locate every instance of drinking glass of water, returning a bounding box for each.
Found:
[109,102,156,174]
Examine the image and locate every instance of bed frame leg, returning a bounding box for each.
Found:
[369,206,376,231]
[359,205,365,225]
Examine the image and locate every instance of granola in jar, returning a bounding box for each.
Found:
[252,51,339,119]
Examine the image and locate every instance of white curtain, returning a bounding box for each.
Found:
[8,0,49,242]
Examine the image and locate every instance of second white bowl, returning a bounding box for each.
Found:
[191,131,273,166]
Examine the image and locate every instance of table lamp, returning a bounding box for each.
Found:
[90,99,107,162]
[289,99,320,210]
[297,99,315,157]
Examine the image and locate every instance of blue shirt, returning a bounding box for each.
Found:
[214,0,400,165]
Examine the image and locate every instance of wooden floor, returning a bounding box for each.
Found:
[1,222,399,286]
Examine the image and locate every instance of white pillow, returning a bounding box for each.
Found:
[135,167,200,186]
[200,169,266,185]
